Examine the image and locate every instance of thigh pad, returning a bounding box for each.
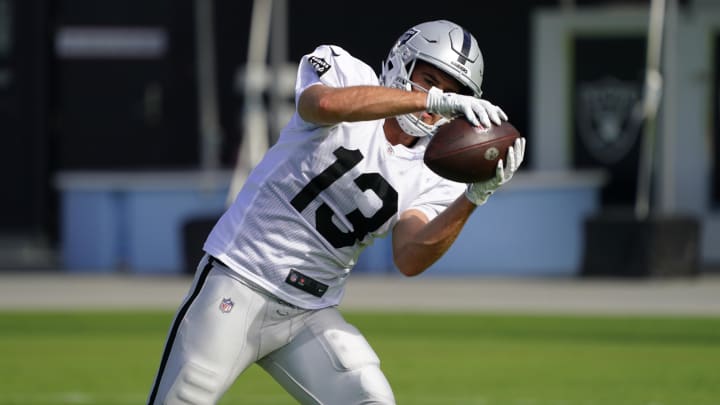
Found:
[309,309,380,371]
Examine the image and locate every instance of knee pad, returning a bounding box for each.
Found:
[163,362,222,405]
[350,363,396,404]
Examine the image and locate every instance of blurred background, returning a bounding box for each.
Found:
[0,0,718,277]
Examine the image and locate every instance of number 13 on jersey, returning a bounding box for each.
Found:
[290,147,398,248]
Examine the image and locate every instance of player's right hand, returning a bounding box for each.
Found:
[426,86,508,128]
[465,137,525,206]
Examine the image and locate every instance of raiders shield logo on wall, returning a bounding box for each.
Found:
[577,77,642,165]
[572,36,646,207]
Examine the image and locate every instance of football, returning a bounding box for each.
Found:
[424,119,521,183]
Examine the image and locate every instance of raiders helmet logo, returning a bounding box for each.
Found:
[397,28,419,46]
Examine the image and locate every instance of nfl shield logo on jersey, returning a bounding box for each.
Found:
[219,297,234,314]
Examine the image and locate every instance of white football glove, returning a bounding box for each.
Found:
[426,86,508,128]
[465,137,526,206]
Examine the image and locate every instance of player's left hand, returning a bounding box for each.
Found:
[465,137,526,206]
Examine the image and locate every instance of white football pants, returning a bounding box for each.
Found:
[147,255,396,404]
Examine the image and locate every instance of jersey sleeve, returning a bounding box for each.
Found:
[407,179,466,221]
[294,45,379,106]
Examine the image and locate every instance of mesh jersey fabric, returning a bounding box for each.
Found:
[204,45,465,309]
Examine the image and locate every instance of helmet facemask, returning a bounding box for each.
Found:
[382,44,448,138]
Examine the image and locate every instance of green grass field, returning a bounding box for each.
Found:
[1,311,719,405]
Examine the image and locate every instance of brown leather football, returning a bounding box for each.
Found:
[424,119,521,183]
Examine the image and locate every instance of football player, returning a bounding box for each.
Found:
[148,19,525,404]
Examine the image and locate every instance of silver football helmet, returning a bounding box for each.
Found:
[380,20,485,137]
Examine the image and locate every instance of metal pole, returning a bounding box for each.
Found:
[269,0,288,145]
[195,0,222,171]
[659,0,678,214]
[226,0,273,205]
[635,0,667,219]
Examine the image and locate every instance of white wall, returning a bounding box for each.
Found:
[532,4,720,265]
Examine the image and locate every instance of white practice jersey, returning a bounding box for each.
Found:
[204,45,465,309]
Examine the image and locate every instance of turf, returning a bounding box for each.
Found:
[0,311,718,404]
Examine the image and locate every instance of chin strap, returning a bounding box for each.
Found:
[396,112,438,138]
